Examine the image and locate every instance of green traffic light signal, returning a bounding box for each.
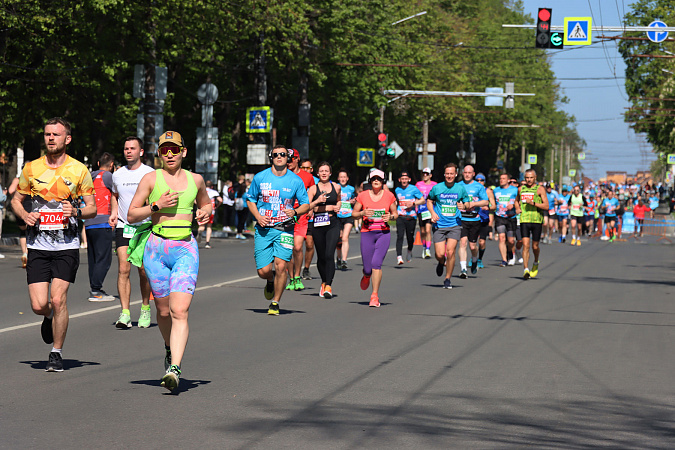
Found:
[386,147,395,158]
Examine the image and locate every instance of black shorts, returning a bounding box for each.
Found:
[604,215,617,224]
[520,223,543,242]
[27,249,80,284]
[479,220,490,240]
[338,216,354,228]
[460,220,482,243]
[115,227,131,249]
[495,216,517,237]
[418,215,431,227]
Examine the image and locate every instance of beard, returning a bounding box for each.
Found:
[45,142,67,156]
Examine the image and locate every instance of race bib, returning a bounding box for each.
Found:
[572,204,581,211]
[441,205,457,217]
[314,212,330,227]
[521,192,534,203]
[340,201,352,210]
[123,223,138,238]
[280,232,294,249]
[39,209,66,231]
[370,209,386,221]
[548,209,556,215]
[420,210,431,220]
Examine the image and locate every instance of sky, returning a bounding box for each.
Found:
[520,0,656,181]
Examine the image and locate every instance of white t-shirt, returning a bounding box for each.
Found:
[112,164,155,228]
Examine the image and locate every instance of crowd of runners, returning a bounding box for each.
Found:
[7,121,665,393]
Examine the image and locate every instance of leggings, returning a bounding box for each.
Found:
[236,209,248,233]
[396,216,416,255]
[360,230,391,275]
[312,217,340,285]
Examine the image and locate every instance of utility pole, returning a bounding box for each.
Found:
[422,118,429,169]
[378,106,385,133]
[558,139,564,188]
[550,147,555,183]
[567,145,572,182]
[520,140,526,178]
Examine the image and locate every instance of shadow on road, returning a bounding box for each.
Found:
[20,359,101,371]
[246,308,306,315]
[130,378,211,394]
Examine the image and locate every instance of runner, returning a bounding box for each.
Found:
[299,159,317,279]
[427,163,471,289]
[126,130,212,391]
[544,183,559,243]
[475,173,495,269]
[568,185,587,246]
[306,162,341,299]
[336,169,356,270]
[648,190,659,219]
[584,192,597,237]
[246,145,310,315]
[515,169,548,279]
[286,151,315,290]
[11,117,96,372]
[109,136,154,327]
[197,180,222,249]
[415,167,437,259]
[394,170,424,265]
[633,197,649,237]
[600,189,620,242]
[492,173,519,267]
[556,187,570,243]
[84,152,115,302]
[352,169,397,306]
[457,165,489,277]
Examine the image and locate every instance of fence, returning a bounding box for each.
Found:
[625,213,674,243]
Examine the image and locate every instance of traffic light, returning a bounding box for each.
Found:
[377,133,388,157]
[385,147,395,159]
[535,8,552,49]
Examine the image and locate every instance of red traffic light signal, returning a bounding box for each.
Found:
[535,8,552,48]
[538,8,551,22]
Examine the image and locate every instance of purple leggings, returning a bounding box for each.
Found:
[360,230,391,274]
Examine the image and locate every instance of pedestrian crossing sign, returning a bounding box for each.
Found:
[246,106,272,133]
[564,17,592,45]
[667,154,675,164]
[356,148,375,167]
[528,154,537,165]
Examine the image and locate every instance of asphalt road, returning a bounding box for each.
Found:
[1,232,674,449]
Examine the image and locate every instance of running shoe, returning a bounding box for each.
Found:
[22,253,27,269]
[477,259,484,269]
[500,260,508,267]
[319,283,325,298]
[336,258,342,268]
[459,268,468,279]
[341,261,348,270]
[294,277,305,290]
[407,249,413,262]
[369,293,380,308]
[45,351,63,372]
[571,238,576,246]
[323,285,333,300]
[609,236,616,242]
[600,235,609,241]
[523,268,530,280]
[558,236,563,243]
[41,315,53,344]
[576,239,581,246]
[508,257,515,266]
[285,278,296,290]
[423,249,430,259]
[436,258,446,277]
[267,301,280,316]
[164,346,172,371]
[397,255,404,265]
[264,278,275,300]
[518,257,523,264]
[88,290,115,302]
[530,261,539,278]
[0,253,4,259]
[562,237,566,243]
[302,267,311,280]
[161,365,181,391]
[205,242,211,249]
[116,311,132,329]
[360,272,371,290]
[138,308,152,328]
[443,278,452,290]
[470,260,478,275]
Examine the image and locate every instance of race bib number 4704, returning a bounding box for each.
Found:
[39,209,66,230]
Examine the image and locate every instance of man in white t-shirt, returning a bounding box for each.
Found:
[197,180,222,249]
[109,137,155,329]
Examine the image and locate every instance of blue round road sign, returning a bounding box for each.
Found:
[647,20,668,43]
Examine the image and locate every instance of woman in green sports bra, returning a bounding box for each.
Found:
[127,130,212,392]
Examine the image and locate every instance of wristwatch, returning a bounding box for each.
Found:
[76,208,82,219]
[151,202,160,213]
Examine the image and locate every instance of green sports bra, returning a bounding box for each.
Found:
[148,169,198,215]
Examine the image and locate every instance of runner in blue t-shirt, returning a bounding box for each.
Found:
[427,163,471,289]
[457,165,489,277]
[556,187,571,243]
[544,183,559,244]
[336,169,356,270]
[394,170,424,265]
[600,190,621,242]
[475,173,494,269]
[246,145,310,315]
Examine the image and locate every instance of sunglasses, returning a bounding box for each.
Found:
[272,152,288,158]
[159,146,182,156]
[301,166,313,170]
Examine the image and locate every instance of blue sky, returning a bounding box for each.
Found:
[520,0,656,180]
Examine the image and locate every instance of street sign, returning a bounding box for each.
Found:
[418,154,434,171]
[578,152,586,161]
[485,87,504,107]
[415,143,436,153]
[667,153,675,164]
[389,141,404,159]
[564,17,592,45]
[528,154,537,164]
[357,148,375,167]
[569,169,576,177]
[245,106,272,133]
[550,31,564,49]
[647,20,668,43]
[497,160,504,170]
